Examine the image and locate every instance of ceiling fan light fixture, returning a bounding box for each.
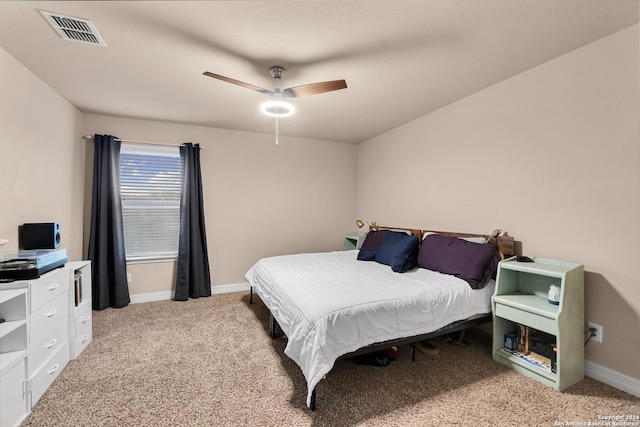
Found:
[204,65,346,121]
[260,100,295,117]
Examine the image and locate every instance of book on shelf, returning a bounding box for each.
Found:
[518,324,529,354]
[73,269,82,306]
[500,348,552,371]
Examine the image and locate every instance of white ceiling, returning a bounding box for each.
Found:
[0,1,637,144]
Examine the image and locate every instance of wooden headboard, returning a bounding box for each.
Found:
[369,224,422,238]
[370,225,515,258]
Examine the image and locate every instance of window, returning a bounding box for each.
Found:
[120,144,181,260]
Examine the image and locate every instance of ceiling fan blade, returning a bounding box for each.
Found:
[282,80,347,98]
[203,72,272,95]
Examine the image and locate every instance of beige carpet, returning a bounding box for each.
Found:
[23,292,639,427]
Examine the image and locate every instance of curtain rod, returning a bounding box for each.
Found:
[82,134,199,149]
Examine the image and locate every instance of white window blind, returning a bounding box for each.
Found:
[120,144,181,260]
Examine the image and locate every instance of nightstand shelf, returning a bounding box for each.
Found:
[492,257,584,391]
[496,348,557,381]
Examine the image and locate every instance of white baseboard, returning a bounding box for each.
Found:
[585,360,640,398]
[129,282,250,304]
[130,290,174,304]
[211,282,251,294]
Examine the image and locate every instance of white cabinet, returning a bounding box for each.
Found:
[0,358,28,427]
[0,261,91,424]
[492,257,584,391]
[0,289,29,427]
[67,261,92,359]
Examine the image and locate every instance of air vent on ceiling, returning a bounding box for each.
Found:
[40,10,106,46]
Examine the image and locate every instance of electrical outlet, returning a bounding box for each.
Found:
[588,322,603,343]
[126,273,132,284]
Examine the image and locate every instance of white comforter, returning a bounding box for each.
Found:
[245,250,495,407]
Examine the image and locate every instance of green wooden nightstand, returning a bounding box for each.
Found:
[492,257,584,391]
[342,233,366,250]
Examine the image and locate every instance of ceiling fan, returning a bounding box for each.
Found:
[203,66,347,118]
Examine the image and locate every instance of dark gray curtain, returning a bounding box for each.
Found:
[175,143,211,301]
[87,135,130,310]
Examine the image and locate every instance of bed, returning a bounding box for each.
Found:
[245,226,515,410]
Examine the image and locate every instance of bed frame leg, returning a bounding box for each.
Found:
[452,329,468,346]
[270,313,276,339]
[310,388,317,411]
[249,286,253,304]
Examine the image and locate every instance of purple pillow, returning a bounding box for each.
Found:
[418,234,500,289]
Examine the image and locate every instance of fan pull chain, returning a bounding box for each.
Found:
[275,117,279,145]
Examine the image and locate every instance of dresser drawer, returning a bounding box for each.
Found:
[72,303,92,338]
[28,321,68,378]
[30,268,68,314]
[30,340,69,407]
[71,333,92,360]
[494,302,558,335]
[30,292,68,345]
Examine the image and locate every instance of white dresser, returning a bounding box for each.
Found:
[0,260,92,426]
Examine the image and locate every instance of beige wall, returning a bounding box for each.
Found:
[358,25,640,380]
[83,114,358,295]
[0,46,85,261]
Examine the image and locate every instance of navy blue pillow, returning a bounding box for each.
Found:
[357,247,377,261]
[357,230,390,261]
[373,231,419,273]
[360,230,389,250]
